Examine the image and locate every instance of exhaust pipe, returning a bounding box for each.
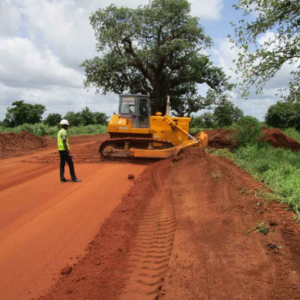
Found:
[166,95,171,115]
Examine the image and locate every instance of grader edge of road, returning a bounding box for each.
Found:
[99,94,208,162]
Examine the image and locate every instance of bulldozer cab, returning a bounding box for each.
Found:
[119,95,151,128]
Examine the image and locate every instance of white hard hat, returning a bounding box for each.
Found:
[60,119,69,125]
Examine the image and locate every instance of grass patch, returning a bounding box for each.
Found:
[283,128,300,143]
[211,145,300,215]
[237,185,253,195]
[0,123,107,138]
[189,127,215,135]
[232,144,300,214]
[246,221,270,235]
[211,170,224,178]
[293,215,300,223]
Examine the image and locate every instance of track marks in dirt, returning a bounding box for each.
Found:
[120,180,175,300]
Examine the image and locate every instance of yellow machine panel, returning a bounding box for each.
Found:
[150,115,191,145]
[100,94,208,161]
[107,114,152,135]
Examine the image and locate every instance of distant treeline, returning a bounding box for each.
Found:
[190,100,300,133]
[0,101,109,127]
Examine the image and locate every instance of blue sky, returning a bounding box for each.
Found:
[202,0,242,39]
[0,0,289,121]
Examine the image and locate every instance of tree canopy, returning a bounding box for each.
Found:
[190,99,244,128]
[265,101,300,130]
[4,101,46,127]
[230,0,300,102]
[82,0,233,115]
[44,113,62,126]
[64,108,108,127]
[214,99,244,127]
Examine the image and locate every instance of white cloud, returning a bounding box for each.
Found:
[0,37,83,88]
[0,83,119,118]
[0,0,21,36]
[208,35,296,120]
[190,0,223,20]
[0,0,225,121]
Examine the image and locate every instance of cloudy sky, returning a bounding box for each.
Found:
[0,0,291,121]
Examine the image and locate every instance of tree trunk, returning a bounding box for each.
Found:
[151,79,167,115]
[151,103,166,115]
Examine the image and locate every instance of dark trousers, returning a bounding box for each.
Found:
[59,151,76,180]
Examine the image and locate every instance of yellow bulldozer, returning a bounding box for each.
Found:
[100,94,208,162]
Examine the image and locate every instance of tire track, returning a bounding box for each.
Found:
[120,178,176,300]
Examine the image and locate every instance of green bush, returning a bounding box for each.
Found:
[265,101,300,130]
[236,115,260,126]
[190,127,204,135]
[233,116,262,148]
[283,128,300,143]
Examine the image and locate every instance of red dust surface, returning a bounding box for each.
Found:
[0,131,109,160]
[39,146,300,300]
[199,127,300,152]
[201,129,235,149]
[1,131,300,299]
[0,131,54,157]
[162,148,300,300]
[261,127,300,152]
[39,162,161,300]
[0,138,146,300]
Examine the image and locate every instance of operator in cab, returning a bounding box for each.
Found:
[57,119,81,183]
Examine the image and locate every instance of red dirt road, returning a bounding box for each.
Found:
[40,148,300,300]
[1,133,300,300]
[0,143,145,300]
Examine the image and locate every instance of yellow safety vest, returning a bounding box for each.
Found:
[57,129,70,151]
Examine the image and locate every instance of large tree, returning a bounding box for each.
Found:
[82,0,233,115]
[265,101,300,130]
[230,0,300,102]
[5,101,46,127]
[213,98,244,127]
[44,113,62,126]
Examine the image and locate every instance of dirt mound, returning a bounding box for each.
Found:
[199,129,235,149]
[161,148,300,300]
[0,131,51,157]
[262,128,300,152]
[197,127,300,152]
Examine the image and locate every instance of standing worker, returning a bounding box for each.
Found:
[58,119,81,183]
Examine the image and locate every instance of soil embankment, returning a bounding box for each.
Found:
[201,127,300,152]
[162,148,300,299]
[0,131,109,158]
[202,129,235,149]
[40,147,300,300]
[0,131,53,157]
[261,127,300,152]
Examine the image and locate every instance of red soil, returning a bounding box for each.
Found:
[162,148,300,300]
[0,141,146,300]
[261,128,300,152]
[39,146,300,300]
[202,129,235,148]
[1,131,300,299]
[0,131,109,159]
[200,127,300,152]
[0,131,53,157]
[39,162,161,300]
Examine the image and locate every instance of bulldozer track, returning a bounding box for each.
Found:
[99,138,175,163]
[120,178,176,300]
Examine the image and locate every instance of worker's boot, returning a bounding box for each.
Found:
[72,178,81,182]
